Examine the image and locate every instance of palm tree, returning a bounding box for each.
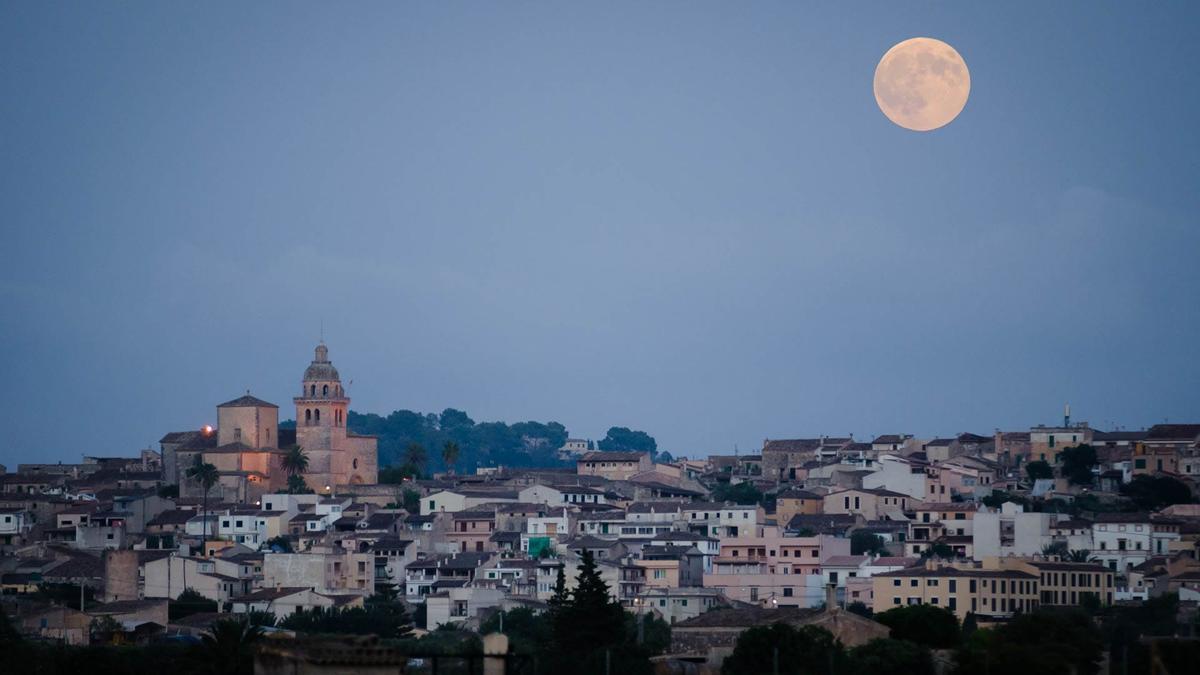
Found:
[186,454,219,556]
[442,441,460,474]
[282,446,309,476]
[404,442,427,473]
[202,618,264,675]
[286,474,311,494]
[1068,549,1093,563]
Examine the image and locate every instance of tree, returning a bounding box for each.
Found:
[847,638,935,675]
[711,481,762,505]
[1042,541,1069,558]
[548,566,569,613]
[851,530,888,556]
[245,610,277,628]
[955,608,1103,675]
[279,603,412,639]
[442,440,461,474]
[1121,475,1194,510]
[875,604,961,649]
[961,612,978,638]
[550,551,626,667]
[281,446,309,477]
[1060,444,1097,485]
[1025,460,1053,482]
[722,623,843,675]
[201,618,263,675]
[379,463,419,484]
[158,483,179,499]
[919,542,956,560]
[286,474,313,494]
[598,427,657,454]
[1068,548,1093,563]
[847,601,873,618]
[404,442,428,472]
[186,454,219,554]
[264,536,293,552]
[398,487,420,513]
[170,587,218,621]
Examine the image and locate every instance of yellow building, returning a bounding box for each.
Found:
[775,488,824,526]
[871,562,1038,621]
[983,558,1115,607]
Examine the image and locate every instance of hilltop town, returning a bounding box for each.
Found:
[1,343,1198,672]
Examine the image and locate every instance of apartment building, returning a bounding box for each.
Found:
[871,563,1039,621]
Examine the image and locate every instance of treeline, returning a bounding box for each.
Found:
[347,408,571,472]
[727,596,1200,675]
[282,407,662,474]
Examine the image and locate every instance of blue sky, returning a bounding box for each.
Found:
[2,2,1197,465]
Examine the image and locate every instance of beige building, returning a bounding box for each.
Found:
[871,562,1039,621]
[576,451,653,480]
[775,488,824,526]
[165,343,378,504]
[983,557,1115,607]
[823,488,911,520]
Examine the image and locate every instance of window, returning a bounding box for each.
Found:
[783,587,793,597]
[893,579,901,587]
[429,500,435,511]
[323,384,329,396]
[234,428,242,441]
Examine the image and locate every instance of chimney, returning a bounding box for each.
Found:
[825,583,838,611]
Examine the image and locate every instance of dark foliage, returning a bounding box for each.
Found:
[278,598,413,639]
[847,638,935,675]
[598,427,658,455]
[1121,475,1194,510]
[710,481,763,505]
[347,408,570,472]
[721,623,844,675]
[850,530,888,555]
[954,608,1103,675]
[875,604,961,649]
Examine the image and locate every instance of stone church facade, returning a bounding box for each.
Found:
[160,342,378,504]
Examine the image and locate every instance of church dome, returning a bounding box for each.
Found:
[303,342,341,382]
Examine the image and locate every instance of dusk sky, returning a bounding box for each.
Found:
[2,2,1198,467]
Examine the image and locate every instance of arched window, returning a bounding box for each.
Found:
[315,409,321,423]
[322,384,329,396]
[305,409,312,424]
[310,384,316,396]
[353,458,358,470]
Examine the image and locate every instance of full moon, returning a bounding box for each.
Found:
[874,37,970,132]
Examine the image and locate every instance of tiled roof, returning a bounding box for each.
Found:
[1145,424,1200,441]
[217,394,278,409]
[762,439,821,453]
[579,451,647,462]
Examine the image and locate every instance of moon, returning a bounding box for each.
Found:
[874,37,970,132]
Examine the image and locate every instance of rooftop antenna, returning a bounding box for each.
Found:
[1064,403,1071,427]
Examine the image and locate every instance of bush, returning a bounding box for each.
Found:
[875,604,961,649]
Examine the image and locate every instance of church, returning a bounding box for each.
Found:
[160,342,378,504]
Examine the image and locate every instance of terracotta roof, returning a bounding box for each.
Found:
[217,394,278,409]
[1145,424,1200,441]
[579,451,647,462]
[762,439,821,453]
